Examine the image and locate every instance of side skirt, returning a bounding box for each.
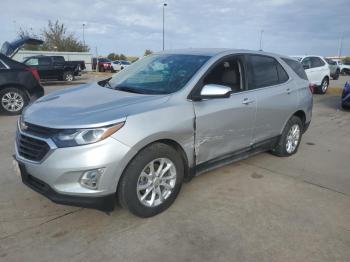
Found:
[193,136,280,176]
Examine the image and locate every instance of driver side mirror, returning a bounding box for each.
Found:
[303,64,310,70]
[194,84,232,100]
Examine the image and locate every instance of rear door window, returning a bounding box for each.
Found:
[39,57,51,66]
[310,57,325,68]
[53,56,65,63]
[248,55,289,89]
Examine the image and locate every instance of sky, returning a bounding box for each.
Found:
[0,0,349,57]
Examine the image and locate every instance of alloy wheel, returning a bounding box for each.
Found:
[1,92,24,112]
[321,79,328,93]
[137,158,177,207]
[285,124,300,154]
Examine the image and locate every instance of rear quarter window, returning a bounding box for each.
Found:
[282,58,308,80]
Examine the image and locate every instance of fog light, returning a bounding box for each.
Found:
[80,168,105,190]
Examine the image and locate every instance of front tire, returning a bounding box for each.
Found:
[0,88,28,115]
[118,143,184,218]
[63,71,74,82]
[271,116,303,157]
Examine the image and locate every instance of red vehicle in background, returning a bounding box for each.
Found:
[92,58,112,72]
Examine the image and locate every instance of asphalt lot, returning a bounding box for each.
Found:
[0,75,350,262]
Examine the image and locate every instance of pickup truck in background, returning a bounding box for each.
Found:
[23,55,85,81]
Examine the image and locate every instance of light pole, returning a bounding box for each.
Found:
[162,3,167,51]
[259,30,264,51]
[338,33,344,59]
[82,23,86,49]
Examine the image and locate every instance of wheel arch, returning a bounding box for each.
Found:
[280,110,307,135]
[116,137,192,193]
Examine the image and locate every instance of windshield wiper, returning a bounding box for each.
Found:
[115,86,147,94]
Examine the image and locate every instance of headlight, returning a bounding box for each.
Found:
[52,122,124,147]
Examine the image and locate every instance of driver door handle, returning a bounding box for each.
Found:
[242,98,255,105]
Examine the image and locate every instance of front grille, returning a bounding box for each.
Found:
[25,122,59,137]
[17,134,50,162]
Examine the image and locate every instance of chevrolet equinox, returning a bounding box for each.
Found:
[14,49,313,217]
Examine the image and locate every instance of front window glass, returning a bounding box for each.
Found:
[105,54,210,94]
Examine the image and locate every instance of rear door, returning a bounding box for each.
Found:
[38,57,54,79]
[52,56,66,79]
[246,54,298,143]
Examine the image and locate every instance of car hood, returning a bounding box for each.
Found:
[1,37,43,57]
[23,82,170,129]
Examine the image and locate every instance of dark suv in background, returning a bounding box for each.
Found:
[0,37,44,115]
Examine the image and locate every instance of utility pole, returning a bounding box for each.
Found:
[259,30,264,51]
[162,3,167,51]
[82,23,86,49]
[338,33,344,59]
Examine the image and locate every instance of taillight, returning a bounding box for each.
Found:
[25,67,40,82]
[308,83,314,94]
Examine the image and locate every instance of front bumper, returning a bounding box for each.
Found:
[19,163,115,212]
[15,128,135,211]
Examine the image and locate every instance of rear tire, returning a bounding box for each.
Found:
[316,77,329,94]
[271,116,303,157]
[0,88,29,115]
[118,143,184,218]
[332,70,339,80]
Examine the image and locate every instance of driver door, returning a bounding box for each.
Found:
[192,55,256,164]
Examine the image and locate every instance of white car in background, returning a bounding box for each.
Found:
[335,60,350,75]
[111,60,131,72]
[292,55,330,94]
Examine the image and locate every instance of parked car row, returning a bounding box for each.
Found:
[92,58,131,72]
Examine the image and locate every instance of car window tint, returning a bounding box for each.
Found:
[248,55,281,89]
[203,57,244,94]
[301,57,311,68]
[39,57,51,66]
[282,58,308,80]
[276,62,289,83]
[25,58,39,66]
[53,56,65,63]
[310,57,324,68]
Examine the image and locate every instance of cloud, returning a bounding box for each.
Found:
[0,0,349,56]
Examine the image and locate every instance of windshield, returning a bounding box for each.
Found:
[105,54,210,95]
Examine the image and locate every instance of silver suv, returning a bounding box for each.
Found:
[14,49,313,217]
